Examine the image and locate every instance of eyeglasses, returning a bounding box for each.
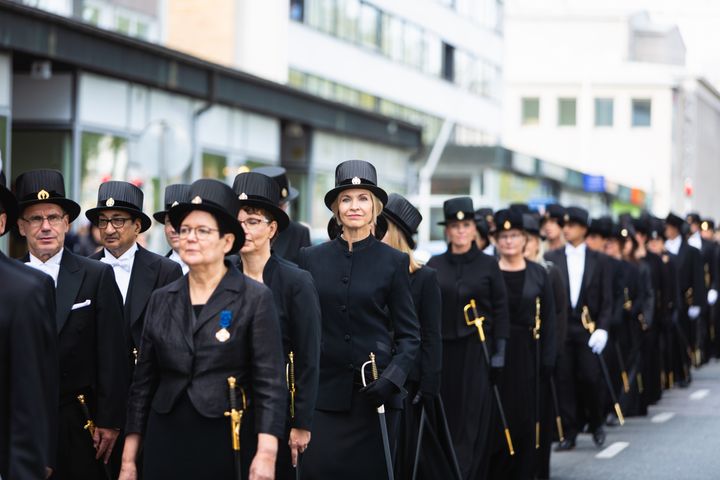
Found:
[498,232,524,242]
[178,226,220,240]
[239,218,270,229]
[97,217,133,229]
[21,213,67,228]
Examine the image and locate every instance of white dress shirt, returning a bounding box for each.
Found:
[169,249,189,275]
[688,231,702,250]
[565,242,587,309]
[101,243,138,304]
[26,249,63,287]
[665,235,682,255]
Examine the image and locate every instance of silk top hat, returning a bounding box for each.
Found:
[494,208,524,233]
[542,204,566,227]
[15,169,81,222]
[232,172,290,232]
[686,212,701,225]
[523,213,542,237]
[648,216,665,240]
[563,206,589,228]
[323,160,388,209]
[86,181,152,232]
[588,217,611,237]
[253,166,299,204]
[665,212,684,231]
[382,193,422,249]
[169,179,245,253]
[702,219,715,231]
[438,197,474,225]
[153,184,191,223]
[0,166,17,236]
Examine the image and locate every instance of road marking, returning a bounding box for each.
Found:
[651,412,675,423]
[596,441,629,459]
[690,389,710,400]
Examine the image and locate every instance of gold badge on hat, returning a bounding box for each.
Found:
[281,188,288,198]
[456,211,465,220]
[171,201,179,207]
[37,189,49,200]
[191,196,202,204]
[564,214,570,222]
[238,193,248,200]
[504,220,511,230]
[621,228,628,238]
[106,197,115,207]
[351,176,361,185]
[701,221,709,231]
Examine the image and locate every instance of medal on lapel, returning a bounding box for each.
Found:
[215,310,232,343]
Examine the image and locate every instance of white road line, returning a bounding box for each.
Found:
[690,389,710,400]
[651,412,675,423]
[595,441,630,459]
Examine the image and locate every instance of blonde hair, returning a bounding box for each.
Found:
[330,190,384,229]
[384,220,422,274]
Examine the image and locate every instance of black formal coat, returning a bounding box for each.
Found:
[699,238,718,293]
[297,235,420,410]
[273,220,311,265]
[91,245,182,358]
[232,253,321,432]
[0,252,57,480]
[674,241,706,310]
[545,261,568,356]
[407,265,442,394]
[126,263,286,438]
[544,246,613,334]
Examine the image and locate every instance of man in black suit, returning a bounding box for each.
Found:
[254,166,311,264]
[86,181,182,369]
[0,168,57,480]
[545,207,613,450]
[153,183,191,274]
[15,169,128,479]
[686,213,718,361]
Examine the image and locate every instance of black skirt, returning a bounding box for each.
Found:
[143,392,257,479]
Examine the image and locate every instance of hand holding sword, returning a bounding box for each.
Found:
[361,353,395,480]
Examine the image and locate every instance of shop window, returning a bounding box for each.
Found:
[202,152,227,179]
[80,131,129,211]
[431,176,471,195]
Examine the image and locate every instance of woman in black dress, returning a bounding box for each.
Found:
[487,209,556,480]
[298,160,420,479]
[232,171,322,479]
[118,179,286,480]
[427,197,509,480]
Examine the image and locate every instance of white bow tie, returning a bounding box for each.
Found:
[25,261,60,285]
[101,255,133,273]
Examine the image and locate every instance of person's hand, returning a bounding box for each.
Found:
[93,427,119,463]
[588,329,608,354]
[289,428,311,467]
[118,461,138,480]
[249,450,276,480]
[45,467,53,479]
[708,289,718,306]
[688,306,701,320]
[360,377,397,408]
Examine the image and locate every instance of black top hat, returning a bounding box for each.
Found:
[701,219,715,232]
[509,203,531,215]
[665,212,684,231]
[542,204,566,227]
[0,168,17,236]
[523,213,542,237]
[253,166,299,204]
[494,209,524,233]
[86,181,152,232]
[647,216,664,240]
[324,160,388,209]
[686,212,701,225]
[564,206,589,228]
[153,184,191,223]
[169,179,245,253]
[609,223,633,241]
[382,193,422,249]
[327,214,388,242]
[439,197,474,225]
[588,216,612,237]
[475,207,494,225]
[15,169,81,222]
[232,172,290,232]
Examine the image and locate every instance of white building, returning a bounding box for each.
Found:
[504,1,720,219]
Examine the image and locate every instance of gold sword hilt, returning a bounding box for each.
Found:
[705,264,711,288]
[224,377,246,452]
[76,394,96,436]
[288,351,296,419]
[581,306,596,334]
[621,371,630,394]
[623,288,632,311]
[505,428,515,456]
[686,288,694,306]
[370,352,379,382]
[463,299,486,342]
[533,297,541,340]
[132,348,139,365]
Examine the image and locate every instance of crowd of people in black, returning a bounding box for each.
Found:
[1,159,718,480]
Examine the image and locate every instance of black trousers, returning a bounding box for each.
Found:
[556,328,605,439]
[49,402,107,480]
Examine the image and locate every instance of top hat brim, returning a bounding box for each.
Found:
[169,203,245,253]
[153,210,169,224]
[382,209,416,250]
[86,206,152,233]
[279,186,300,205]
[323,184,388,209]
[238,198,290,232]
[438,215,474,226]
[0,187,18,236]
[18,197,81,223]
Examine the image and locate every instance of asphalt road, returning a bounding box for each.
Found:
[550,360,720,479]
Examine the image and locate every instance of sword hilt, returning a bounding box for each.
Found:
[686,288,694,306]
[621,371,630,394]
[132,348,139,365]
[613,402,625,426]
[533,296,541,340]
[76,394,96,437]
[224,376,245,452]
[505,428,515,456]
[535,421,540,450]
[288,351,296,419]
[623,288,632,311]
[581,306,596,334]
[555,416,565,442]
[463,299,486,342]
[370,352,379,382]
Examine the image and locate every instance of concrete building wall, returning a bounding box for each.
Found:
[165,0,237,66]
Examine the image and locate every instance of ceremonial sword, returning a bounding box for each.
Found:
[361,352,395,480]
[76,395,112,480]
[224,376,247,480]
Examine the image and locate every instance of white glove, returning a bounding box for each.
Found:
[688,306,701,320]
[708,289,718,306]
[588,329,608,355]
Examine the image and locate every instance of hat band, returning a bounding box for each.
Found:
[237,193,280,205]
[97,199,141,211]
[20,190,65,202]
[337,177,375,187]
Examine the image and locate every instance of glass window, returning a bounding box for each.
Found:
[288,69,307,88]
[358,92,377,110]
[632,99,651,127]
[290,0,305,21]
[403,23,424,69]
[424,33,442,76]
[521,97,540,125]
[442,43,455,81]
[307,0,336,34]
[83,5,100,25]
[381,14,404,61]
[80,131,129,211]
[431,176,471,195]
[358,3,380,50]
[202,152,226,180]
[136,21,149,40]
[558,98,576,126]
[116,15,131,35]
[336,0,359,43]
[595,98,614,127]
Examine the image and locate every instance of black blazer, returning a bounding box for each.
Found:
[91,245,182,353]
[298,235,421,412]
[544,246,613,333]
[232,253,321,432]
[0,252,57,479]
[126,263,286,438]
[674,241,706,310]
[699,238,718,292]
[427,243,510,342]
[543,261,568,357]
[273,220,311,264]
[407,265,442,396]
